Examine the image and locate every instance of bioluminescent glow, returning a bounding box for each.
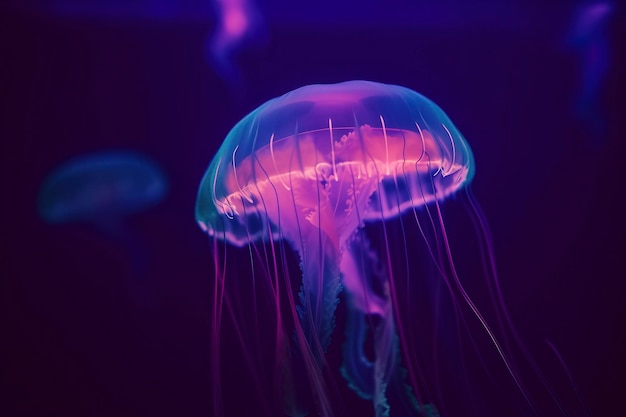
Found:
[39,150,168,303]
[195,81,586,416]
[568,1,615,145]
[206,0,265,92]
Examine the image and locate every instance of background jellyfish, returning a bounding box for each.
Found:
[195,81,586,416]
[38,150,168,304]
[2,2,622,414]
[206,0,266,95]
[566,1,615,147]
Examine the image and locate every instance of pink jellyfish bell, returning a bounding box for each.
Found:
[196,80,477,417]
[196,81,564,417]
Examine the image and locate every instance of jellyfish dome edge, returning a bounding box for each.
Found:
[196,80,474,247]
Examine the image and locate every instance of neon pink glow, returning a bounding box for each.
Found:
[216,0,249,42]
[195,81,587,416]
[223,7,247,38]
[218,125,467,249]
[209,0,265,87]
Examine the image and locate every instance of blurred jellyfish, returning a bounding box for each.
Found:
[195,81,587,416]
[206,0,266,95]
[567,1,615,146]
[39,151,168,303]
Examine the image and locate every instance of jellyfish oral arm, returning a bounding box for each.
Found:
[339,231,402,417]
[294,227,342,359]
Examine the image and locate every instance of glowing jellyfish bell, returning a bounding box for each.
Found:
[196,80,472,241]
[195,81,575,416]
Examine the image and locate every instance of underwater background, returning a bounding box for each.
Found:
[1,2,624,416]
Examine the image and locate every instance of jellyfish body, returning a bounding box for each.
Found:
[206,0,266,94]
[567,2,614,146]
[39,151,167,225]
[196,81,583,416]
[39,151,168,303]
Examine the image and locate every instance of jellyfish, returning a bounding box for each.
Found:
[195,81,586,416]
[566,1,615,146]
[206,0,266,95]
[39,150,168,303]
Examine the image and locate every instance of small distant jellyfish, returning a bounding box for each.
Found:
[567,1,615,146]
[195,81,585,416]
[39,151,168,302]
[206,0,266,95]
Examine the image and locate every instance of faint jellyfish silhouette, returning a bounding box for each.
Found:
[206,0,266,96]
[39,150,168,304]
[567,1,615,146]
[195,81,586,416]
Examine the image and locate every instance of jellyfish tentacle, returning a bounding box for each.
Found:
[386,364,441,417]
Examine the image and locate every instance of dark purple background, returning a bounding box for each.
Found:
[1,3,624,416]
